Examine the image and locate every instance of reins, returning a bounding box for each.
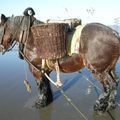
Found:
[2,41,17,54]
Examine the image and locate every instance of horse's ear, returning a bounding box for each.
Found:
[0,14,7,23]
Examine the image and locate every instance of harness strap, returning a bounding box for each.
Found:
[18,16,33,59]
[21,16,31,44]
[45,59,53,70]
[19,31,23,43]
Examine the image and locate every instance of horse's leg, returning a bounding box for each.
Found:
[93,73,110,112]
[109,68,119,87]
[107,68,119,109]
[55,60,63,87]
[29,65,53,108]
[93,71,118,112]
[35,72,53,108]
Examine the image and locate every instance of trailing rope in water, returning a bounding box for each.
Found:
[60,89,88,120]
[78,71,102,92]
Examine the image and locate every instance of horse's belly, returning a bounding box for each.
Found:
[59,54,84,72]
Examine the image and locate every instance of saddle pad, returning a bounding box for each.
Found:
[67,24,85,55]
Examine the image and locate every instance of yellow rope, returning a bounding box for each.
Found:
[45,59,53,70]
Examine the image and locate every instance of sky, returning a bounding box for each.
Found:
[0,0,120,25]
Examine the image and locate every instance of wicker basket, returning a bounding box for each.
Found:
[31,23,67,59]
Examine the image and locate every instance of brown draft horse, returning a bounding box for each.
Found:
[0,11,120,113]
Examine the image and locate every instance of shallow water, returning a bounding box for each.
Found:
[0,51,120,120]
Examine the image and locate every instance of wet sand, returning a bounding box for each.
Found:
[0,51,120,120]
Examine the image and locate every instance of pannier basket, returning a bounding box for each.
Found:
[31,23,67,59]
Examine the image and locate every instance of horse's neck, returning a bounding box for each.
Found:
[16,16,43,43]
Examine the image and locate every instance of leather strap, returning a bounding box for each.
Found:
[0,26,4,45]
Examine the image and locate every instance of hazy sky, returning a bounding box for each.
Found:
[0,0,120,24]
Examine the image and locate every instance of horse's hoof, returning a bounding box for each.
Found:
[93,99,108,113]
[108,99,117,110]
[35,94,53,109]
[35,99,47,109]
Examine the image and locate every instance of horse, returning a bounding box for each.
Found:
[0,12,120,113]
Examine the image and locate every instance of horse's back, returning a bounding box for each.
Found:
[80,23,120,72]
[81,23,119,41]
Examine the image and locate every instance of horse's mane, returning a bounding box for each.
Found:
[6,15,44,34]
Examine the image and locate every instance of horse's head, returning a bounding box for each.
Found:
[0,14,23,52]
[0,14,10,51]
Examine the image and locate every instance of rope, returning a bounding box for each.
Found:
[44,73,57,86]
[19,51,88,119]
[2,41,17,54]
[78,71,102,92]
[19,51,39,72]
[60,89,88,120]
[23,62,28,81]
[22,61,31,93]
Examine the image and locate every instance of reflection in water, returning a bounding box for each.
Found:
[38,105,53,120]
[86,85,92,95]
